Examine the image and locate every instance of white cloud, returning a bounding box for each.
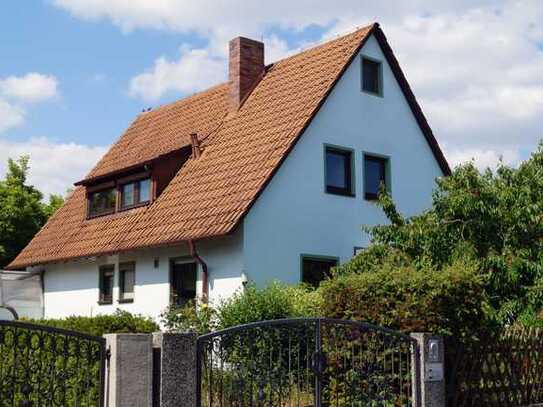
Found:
[53,0,543,170]
[445,146,521,171]
[0,73,59,103]
[0,137,108,197]
[129,47,225,101]
[0,100,24,133]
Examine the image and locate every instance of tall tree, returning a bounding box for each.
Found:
[0,156,64,268]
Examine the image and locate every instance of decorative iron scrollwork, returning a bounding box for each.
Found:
[0,320,107,407]
[196,318,421,406]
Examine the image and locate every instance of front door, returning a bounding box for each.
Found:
[170,260,197,306]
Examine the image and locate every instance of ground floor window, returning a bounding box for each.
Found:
[301,255,339,287]
[98,265,114,304]
[170,260,197,306]
[119,262,135,303]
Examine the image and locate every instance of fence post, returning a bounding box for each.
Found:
[411,333,446,407]
[153,332,198,407]
[104,334,153,407]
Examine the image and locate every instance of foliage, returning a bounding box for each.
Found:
[322,257,491,338]
[0,156,64,268]
[161,283,321,334]
[160,300,217,334]
[218,282,321,330]
[23,309,158,336]
[337,143,543,329]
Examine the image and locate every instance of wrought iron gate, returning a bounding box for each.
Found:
[0,320,108,406]
[197,318,421,406]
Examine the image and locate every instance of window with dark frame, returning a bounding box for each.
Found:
[362,57,382,95]
[120,178,151,210]
[89,188,116,217]
[170,261,197,306]
[98,265,114,304]
[119,262,135,303]
[301,256,338,288]
[364,155,388,201]
[325,147,353,196]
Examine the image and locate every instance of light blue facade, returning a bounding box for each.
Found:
[242,34,444,287]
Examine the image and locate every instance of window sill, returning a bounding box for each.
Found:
[118,298,134,304]
[97,300,113,306]
[326,190,356,198]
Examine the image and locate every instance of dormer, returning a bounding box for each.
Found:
[77,146,192,219]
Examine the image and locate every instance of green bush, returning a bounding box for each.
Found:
[218,282,321,330]
[160,300,217,334]
[321,257,493,338]
[161,283,321,334]
[23,309,158,336]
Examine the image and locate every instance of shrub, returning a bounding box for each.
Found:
[217,282,320,330]
[160,300,217,334]
[161,283,322,334]
[23,309,158,336]
[321,257,493,339]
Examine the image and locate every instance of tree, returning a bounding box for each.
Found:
[0,156,64,268]
[337,142,543,329]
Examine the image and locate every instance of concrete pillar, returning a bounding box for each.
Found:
[153,332,198,407]
[411,333,446,407]
[104,334,153,407]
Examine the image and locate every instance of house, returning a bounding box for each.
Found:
[7,23,450,320]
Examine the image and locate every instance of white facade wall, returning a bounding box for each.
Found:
[41,230,244,320]
[242,34,444,287]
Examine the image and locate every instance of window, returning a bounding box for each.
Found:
[99,265,114,304]
[364,154,388,201]
[362,57,382,95]
[170,260,197,306]
[119,262,135,303]
[301,256,338,288]
[120,178,151,209]
[89,188,116,217]
[325,146,354,196]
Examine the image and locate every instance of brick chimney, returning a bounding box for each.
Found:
[229,37,264,111]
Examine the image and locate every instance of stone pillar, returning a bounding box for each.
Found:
[411,333,446,407]
[104,334,153,407]
[153,332,198,407]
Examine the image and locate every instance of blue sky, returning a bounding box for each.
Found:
[1,1,542,197]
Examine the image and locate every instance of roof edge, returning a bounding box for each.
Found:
[372,26,451,176]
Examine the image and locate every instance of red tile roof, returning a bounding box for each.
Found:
[8,24,449,269]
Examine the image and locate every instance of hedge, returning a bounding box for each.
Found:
[320,257,493,338]
[22,309,158,336]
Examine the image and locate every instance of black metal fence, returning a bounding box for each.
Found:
[197,318,420,407]
[0,320,108,406]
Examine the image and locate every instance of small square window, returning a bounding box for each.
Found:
[120,178,151,209]
[364,155,388,201]
[325,146,354,196]
[89,188,116,217]
[99,265,114,304]
[119,262,135,302]
[301,256,338,288]
[362,57,382,95]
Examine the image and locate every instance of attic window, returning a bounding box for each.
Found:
[121,178,151,209]
[88,187,116,218]
[362,57,382,96]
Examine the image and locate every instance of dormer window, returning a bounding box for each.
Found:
[88,186,116,218]
[120,178,151,209]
